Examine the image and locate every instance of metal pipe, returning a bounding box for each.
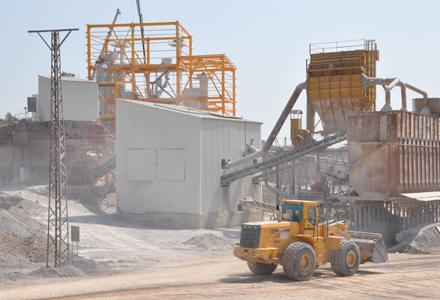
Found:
[222,149,262,170]
[385,89,391,106]
[385,78,407,110]
[262,82,306,152]
[362,75,395,110]
[391,81,427,111]
[385,77,401,90]
[222,141,261,170]
[361,75,391,87]
[222,81,306,170]
[405,82,428,101]
[247,144,260,154]
[363,75,427,112]
[399,82,407,111]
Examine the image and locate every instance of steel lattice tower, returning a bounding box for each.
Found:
[28,28,78,268]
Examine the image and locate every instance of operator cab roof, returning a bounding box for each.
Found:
[282,199,319,206]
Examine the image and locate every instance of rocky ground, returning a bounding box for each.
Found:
[1,253,440,300]
[1,183,440,299]
[0,184,238,285]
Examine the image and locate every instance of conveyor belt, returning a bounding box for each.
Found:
[221,133,347,187]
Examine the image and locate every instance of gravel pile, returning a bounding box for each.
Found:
[0,193,46,265]
[67,182,116,214]
[29,257,111,278]
[389,222,440,253]
[0,257,111,283]
[183,233,233,251]
[0,189,112,284]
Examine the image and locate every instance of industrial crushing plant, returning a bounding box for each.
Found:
[5,2,440,297]
[222,39,440,243]
[11,13,440,246]
[13,22,440,243]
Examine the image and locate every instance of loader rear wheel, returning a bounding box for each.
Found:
[247,262,277,275]
[330,240,360,276]
[282,242,316,281]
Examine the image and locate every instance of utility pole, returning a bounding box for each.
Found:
[28,28,78,268]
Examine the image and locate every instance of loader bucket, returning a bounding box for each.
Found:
[349,231,388,263]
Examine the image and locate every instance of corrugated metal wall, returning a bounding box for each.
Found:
[349,200,440,244]
[348,111,440,197]
[396,112,440,192]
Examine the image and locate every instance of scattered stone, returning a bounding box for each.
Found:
[73,256,111,276]
[0,193,46,266]
[22,257,111,280]
[183,233,233,251]
[29,265,83,278]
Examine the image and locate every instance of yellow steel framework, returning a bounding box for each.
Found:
[87,21,236,122]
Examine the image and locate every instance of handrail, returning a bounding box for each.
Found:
[309,39,376,54]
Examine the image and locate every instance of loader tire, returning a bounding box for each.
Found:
[282,242,316,281]
[247,261,277,275]
[330,239,360,276]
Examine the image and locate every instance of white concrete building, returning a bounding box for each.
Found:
[116,99,262,228]
[37,75,99,122]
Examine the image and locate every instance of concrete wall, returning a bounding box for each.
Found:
[0,123,50,186]
[0,121,113,187]
[116,100,262,228]
[38,76,99,122]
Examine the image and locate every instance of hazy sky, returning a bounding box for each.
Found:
[2,0,440,139]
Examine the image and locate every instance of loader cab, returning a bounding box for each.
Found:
[281,200,319,234]
[282,202,303,222]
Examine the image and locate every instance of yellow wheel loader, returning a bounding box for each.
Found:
[234,199,388,281]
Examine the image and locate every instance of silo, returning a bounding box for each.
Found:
[306,40,379,134]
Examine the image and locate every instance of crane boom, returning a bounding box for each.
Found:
[136,0,147,64]
[92,8,121,79]
[99,8,121,61]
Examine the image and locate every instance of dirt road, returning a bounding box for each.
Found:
[1,253,439,299]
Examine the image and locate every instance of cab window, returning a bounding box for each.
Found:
[282,204,303,222]
[308,207,316,225]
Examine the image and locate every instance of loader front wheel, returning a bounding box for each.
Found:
[247,261,277,275]
[282,242,316,281]
[330,240,360,276]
